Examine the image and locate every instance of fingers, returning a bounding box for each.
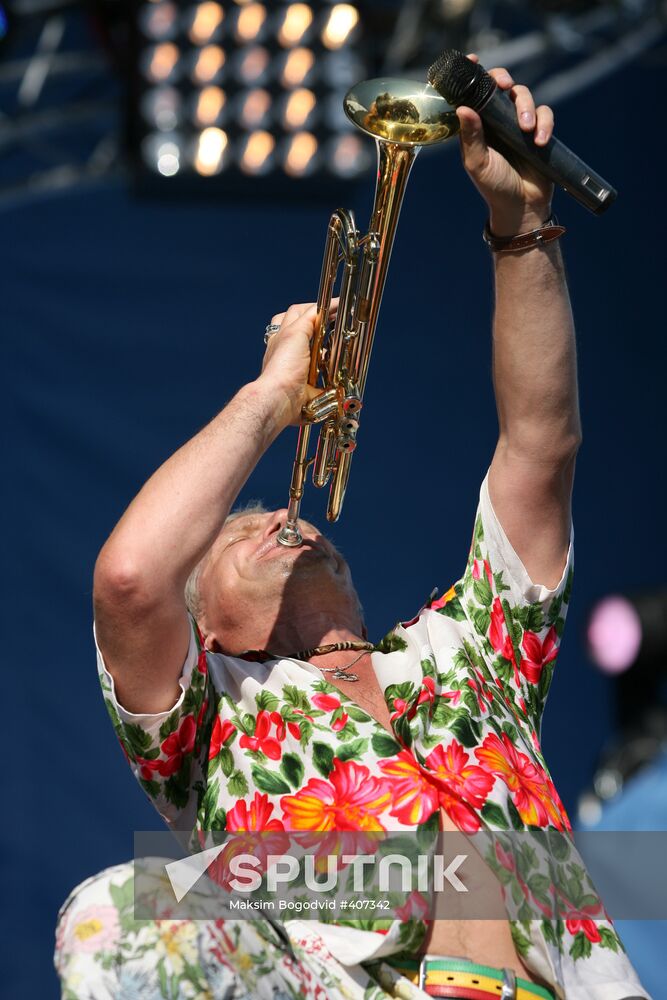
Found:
[456,106,488,175]
[509,83,536,132]
[465,54,554,145]
[534,104,554,146]
[271,298,339,331]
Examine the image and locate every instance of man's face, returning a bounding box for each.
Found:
[197,509,359,650]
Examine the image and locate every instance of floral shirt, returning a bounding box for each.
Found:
[98,474,649,1000]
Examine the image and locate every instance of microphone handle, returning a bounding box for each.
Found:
[479,86,617,215]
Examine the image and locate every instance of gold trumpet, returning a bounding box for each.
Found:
[277,78,459,547]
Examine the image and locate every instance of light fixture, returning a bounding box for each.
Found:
[186,2,225,45]
[133,0,368,182]
[193,127,229,174]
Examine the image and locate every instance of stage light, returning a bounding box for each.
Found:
[283,131,318,176]
[140,2,179,41]
[142,42,181,84]
[191,45,226,84]
[239,130,275,174]
[132,0,369,184]
[140,87,182,131]
[321,4,359,50]
[282,88,317,130]
[279,47,315,88]
[277,4,313,47]
[234,2,267,42]
[587,596,643,675]
[237,88,272,128]
[194,127,229,174]
[186,2,225,45]
[142,134,182,176]
[233,45,271,85]
[587,590,667,676]
[192,86,227,126]
[326,133,371,177]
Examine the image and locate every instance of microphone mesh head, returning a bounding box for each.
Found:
[427,49,494,110]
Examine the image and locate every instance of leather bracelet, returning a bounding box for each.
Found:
[483,214,566,253]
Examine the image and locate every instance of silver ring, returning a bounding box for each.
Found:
[264,323,281,345]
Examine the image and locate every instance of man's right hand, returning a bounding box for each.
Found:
[94,300,335,713]
[259,300,337,427]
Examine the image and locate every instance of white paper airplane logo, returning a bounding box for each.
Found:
[165,843,227,902]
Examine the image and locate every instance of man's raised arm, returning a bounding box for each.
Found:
[457,59,582,588]
[93,302,319,714]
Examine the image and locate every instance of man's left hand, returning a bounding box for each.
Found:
[457,55,555,237]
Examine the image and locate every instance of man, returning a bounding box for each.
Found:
[55,64,649,1000]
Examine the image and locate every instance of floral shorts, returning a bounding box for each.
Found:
[54,860,431,999]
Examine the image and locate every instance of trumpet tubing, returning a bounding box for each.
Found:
[277,78,458,546]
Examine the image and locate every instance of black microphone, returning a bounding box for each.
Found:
[427,49,617,215]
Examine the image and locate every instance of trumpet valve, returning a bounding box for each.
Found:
[337,419,358,453]
[342,391,362,415]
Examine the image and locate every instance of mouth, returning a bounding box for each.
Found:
[254,536,322,560]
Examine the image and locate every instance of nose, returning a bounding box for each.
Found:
[261,509,290,539]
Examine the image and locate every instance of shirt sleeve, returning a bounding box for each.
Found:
[445,471,574,732]
[96,617,211,830]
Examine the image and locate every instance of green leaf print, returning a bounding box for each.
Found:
[200,779,220,826]
[570,932,592,961]
[282,684,312,712]
[542,920,558,945]
[421,656,437,678]
[436,595,467,622]
[158,712,180,741]
[250,765,291,795]
[432,700,456,728]
[372,732,401,757]
[104,698,122,731]
[335,738,369,762]
[219,747,234,777]
[599,926,620,952]
[501,721,519,742]
[312,741,334,778]
[122,723,154,758]
[449,714,481,749]
[563,565,573,605]
[227,770,248,797]
[493,571,510,593]
[481,801,509,829]
[164,770,190,810]
[139,777,160,798]
[507,797,525,831]
[280,753,305,788]
[393,712,413,748]
[471,607,491,637]
[385,682,416,704]
[375,632,408,654]
[473,576,493,607]
[515,603,545,632]
[509,922,531,958]
[255,690,280,712]
[109,878,134,914]
[346,705,372,723]
[212,806,227,828]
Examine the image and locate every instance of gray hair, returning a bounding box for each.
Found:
[184,501,269,623]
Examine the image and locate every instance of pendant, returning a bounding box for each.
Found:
[331,668,359,681]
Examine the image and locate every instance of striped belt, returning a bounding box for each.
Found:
[385,956,555,999]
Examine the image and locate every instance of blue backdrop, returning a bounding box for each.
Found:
[4,56,665,997]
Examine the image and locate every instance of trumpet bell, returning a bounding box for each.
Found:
[343,78,459,147]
